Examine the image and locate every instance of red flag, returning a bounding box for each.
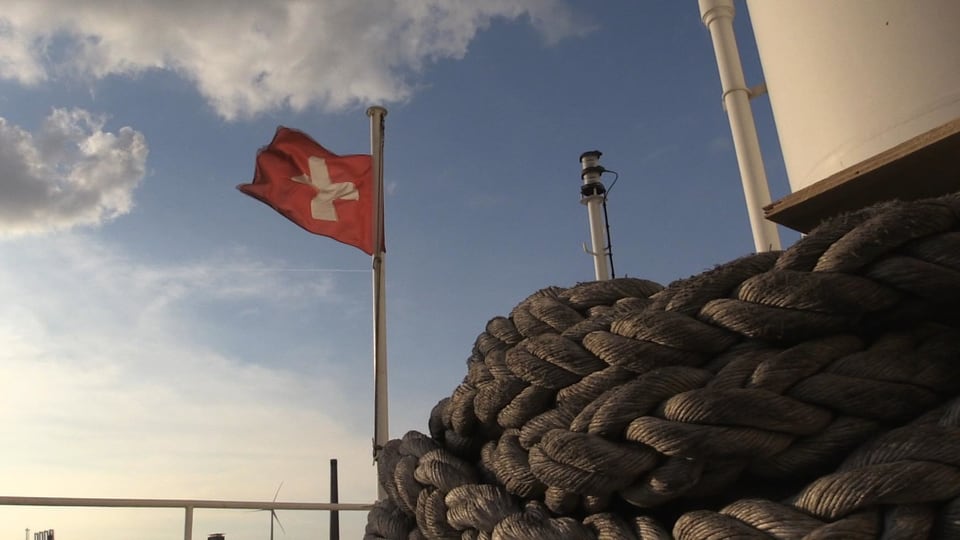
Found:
[238,127,376,255]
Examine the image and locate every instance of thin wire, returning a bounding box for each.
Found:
[215,268,368,273]
[603,170,619,195]
[600,169,618,279]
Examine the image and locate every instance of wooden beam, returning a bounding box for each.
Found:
[765,117,960,233]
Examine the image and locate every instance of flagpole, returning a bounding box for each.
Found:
[366,106,388,498]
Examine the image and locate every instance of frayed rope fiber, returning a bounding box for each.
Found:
[366,193,960,539]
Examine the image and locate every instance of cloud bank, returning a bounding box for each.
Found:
[0,109,147,235]
[0,0,585,119]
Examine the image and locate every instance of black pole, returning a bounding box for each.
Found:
[330,458,340,540]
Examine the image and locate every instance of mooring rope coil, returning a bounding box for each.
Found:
[366,193,960,539]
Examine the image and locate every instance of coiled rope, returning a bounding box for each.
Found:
[365,193,960,539]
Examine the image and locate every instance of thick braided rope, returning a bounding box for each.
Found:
[365,193,960,539]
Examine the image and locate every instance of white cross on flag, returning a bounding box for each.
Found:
[238,127,376,255]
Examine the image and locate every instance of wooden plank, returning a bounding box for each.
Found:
[764,117,960,233]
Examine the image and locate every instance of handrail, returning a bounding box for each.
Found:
[1,495,374,540]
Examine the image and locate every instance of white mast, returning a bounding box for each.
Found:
[699,0,781,252]
[580,151,611,281]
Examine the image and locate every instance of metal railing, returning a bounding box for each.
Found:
[1,496,374,540]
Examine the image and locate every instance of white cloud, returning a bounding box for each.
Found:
[0,236,376,538]
[0,0,587,119]
[0,108,147,236]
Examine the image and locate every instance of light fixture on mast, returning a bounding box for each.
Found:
[580,150,614,281]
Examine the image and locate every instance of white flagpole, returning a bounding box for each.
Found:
[366,106,388,498]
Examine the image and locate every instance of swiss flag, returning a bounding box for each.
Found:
[238,127,376,255]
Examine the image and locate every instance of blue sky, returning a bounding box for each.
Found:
[0,2,800,538]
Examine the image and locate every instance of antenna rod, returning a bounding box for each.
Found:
[580,151,611,281]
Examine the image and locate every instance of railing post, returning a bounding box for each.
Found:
[330,458,340,540]
[184,506,193,540]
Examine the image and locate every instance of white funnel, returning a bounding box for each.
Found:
[747,0,960,192]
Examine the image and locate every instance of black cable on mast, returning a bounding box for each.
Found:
[600,170,619,279]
